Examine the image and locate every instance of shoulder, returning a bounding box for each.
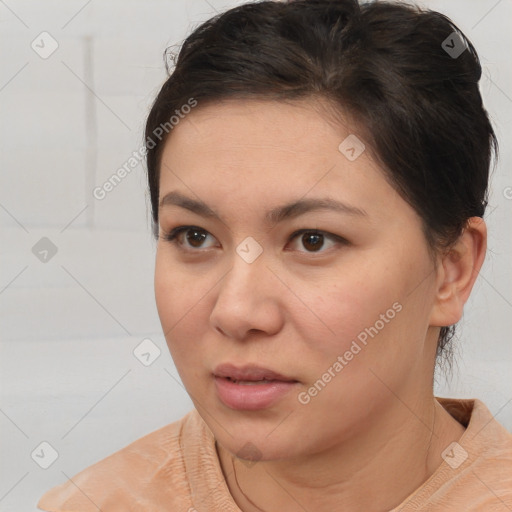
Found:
[397,398,512,511]
[460,398,512,506]
[37,409,203,512]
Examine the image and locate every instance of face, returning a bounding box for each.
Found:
[154,98,441,461]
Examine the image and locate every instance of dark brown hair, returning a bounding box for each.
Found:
[144,0,497,365]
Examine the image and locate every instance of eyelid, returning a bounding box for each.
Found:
[288,228,347,243]
[286,228,347,253]
[161,225,218,248]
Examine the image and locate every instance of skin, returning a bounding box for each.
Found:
[154,98,487,512]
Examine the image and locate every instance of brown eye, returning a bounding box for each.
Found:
[185,228,208,248]
[301,232,325,252]
[162,226,218,251]
[288,229,345,254]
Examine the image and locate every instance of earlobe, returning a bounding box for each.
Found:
[429,217,487,327]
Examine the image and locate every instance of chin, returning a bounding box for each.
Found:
[205,412,304,461]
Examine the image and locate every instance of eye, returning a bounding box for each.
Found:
[287,229,345,253]
[161,226,347,255]
[161,225,218,251]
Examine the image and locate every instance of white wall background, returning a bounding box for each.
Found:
[0,0,510,510]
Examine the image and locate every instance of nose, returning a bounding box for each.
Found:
[209,250,285,341]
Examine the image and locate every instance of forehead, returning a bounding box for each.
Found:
[160,98,365,183]
[163,98,348,152]
[158,98,408,226]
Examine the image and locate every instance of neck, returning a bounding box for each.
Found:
[217,396,465,512]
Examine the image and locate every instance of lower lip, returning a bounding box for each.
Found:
[214,376,298,410]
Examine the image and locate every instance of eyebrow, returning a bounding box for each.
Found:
[159,191,367,225]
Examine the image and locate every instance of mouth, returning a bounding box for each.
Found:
[213,362,298,382]
[213,363,299,410]
[222,377,280,385]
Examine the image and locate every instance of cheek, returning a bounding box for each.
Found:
[290,281,409,425]
[299,273,396,349]
[295,258,427,381]
[154,254,210,358]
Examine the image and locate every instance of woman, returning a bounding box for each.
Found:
[38,0,512,510]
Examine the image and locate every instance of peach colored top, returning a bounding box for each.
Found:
[38,398,512,511]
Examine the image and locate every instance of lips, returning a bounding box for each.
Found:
[213,363,298,383]
[213,363,299,410]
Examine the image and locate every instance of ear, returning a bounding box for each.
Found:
[429,217,487,327]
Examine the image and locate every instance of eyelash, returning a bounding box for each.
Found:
[161,225,348,255]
